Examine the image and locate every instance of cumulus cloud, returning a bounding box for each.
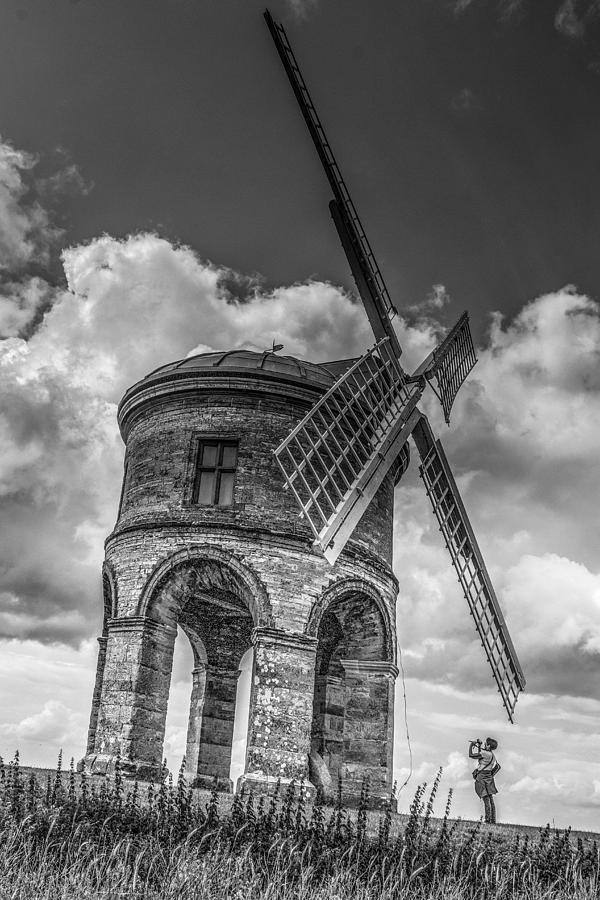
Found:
[0,637,96,764]
[0,277,54,338]
[0,130,445,651]
[450,87,484,114]
[453,0,478,13]
[554,0,600,40]
[0,138,59,271]
[6,700,82,745]
[285,0,319,18]
[0,236,354,642]
[453,0,600,40]
[395,287,600,702]
[453,0,525,18]
[36,162,93,202]
[394,680,600,827]
[407,284,452,318]
[1,217,441,645]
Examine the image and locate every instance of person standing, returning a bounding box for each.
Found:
[469,737,500,824]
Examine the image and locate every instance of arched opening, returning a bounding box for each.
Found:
[163,626,196,771]
[310,590,394,802]
[163,632,253,787]
[230,647,253,789]
[85,568,114,756]
[143,556,256,790]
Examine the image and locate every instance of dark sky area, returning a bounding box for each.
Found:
[1,0,600,344]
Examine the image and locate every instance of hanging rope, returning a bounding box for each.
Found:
[396,640,413,796]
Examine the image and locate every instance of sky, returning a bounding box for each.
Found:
[1,0,600,831]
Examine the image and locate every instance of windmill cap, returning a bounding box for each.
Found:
[117,349,358,439]
[143,348,356,388]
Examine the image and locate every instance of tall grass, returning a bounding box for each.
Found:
[0,752,598,898]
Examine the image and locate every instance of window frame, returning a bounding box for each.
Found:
[188,436,240,508]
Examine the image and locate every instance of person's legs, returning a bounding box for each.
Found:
[482,794,493,823]
[482,794,497,824]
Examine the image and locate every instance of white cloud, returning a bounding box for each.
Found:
[407,284,452,318]
[504,554,600,654]
[285,0,319,18]
[450,88,484,114]
[0,277,52,338]
[555,0,586,39]
[394,288,600,701]
[0,638,96,766]
[0,135,442,650]
[2,228,439,644]
[7,700,82,745]
[393,680,600,829]
[36,162,93,201]
[454,0,600,39]
[0,138,58,271]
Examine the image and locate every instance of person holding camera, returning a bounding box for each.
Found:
[469,737,501,824]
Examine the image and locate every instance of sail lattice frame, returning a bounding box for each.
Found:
[274,341,421,563]
[429,312,477,424]
[413,417,526,721]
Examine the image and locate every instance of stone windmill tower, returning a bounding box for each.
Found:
[82,11,524,805]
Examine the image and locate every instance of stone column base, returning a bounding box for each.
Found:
[237,773,316,802]
[332,785,397,812]
[77,753,163,782]
[191,773,234,793]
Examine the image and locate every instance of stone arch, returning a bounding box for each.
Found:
[308,578,398,804]
[130,545,269,789]
[102,561,118,625]
[180,622,208,667]
[86,562,117,757]
[306,577,396,664]
[137,544,272,628]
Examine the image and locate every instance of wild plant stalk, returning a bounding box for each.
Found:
[0,749,598,899]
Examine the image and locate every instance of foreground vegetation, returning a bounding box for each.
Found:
[0,752,598,899]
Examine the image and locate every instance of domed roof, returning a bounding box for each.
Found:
[118,349,358,437]
[142,349,355,390]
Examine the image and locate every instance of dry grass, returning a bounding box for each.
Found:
[1,753,599,899]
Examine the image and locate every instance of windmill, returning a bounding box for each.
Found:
[264,10,525,722]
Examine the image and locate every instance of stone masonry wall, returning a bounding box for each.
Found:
[85,360,403,801]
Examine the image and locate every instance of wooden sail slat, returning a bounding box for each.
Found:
[413,414,525,721]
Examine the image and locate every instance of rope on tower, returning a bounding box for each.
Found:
[396,640,413,796]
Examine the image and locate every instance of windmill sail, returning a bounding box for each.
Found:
[428,313,477,424]
[412,415,526,720]
[274,341,421,564]
[264,10,403,360]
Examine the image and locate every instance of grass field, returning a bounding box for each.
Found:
[2,752,599,899]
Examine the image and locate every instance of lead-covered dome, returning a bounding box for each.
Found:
[144,349,354,389]
[118,349,356,439]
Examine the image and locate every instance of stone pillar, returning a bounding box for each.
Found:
[84,636,108,756]
[191,665,241,792]
[312,673,345,781]
[240,627,317,798]
[82,616,176,780]
[340,659,398,807]
[184,665,207,776]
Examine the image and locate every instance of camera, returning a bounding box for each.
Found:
[470,738,482,748]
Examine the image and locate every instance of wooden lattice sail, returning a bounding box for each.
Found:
[413,415,526,721]
[275,341,421,564]
[265,8,525,719]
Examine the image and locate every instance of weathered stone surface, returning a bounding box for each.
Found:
[82,351,403,805]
